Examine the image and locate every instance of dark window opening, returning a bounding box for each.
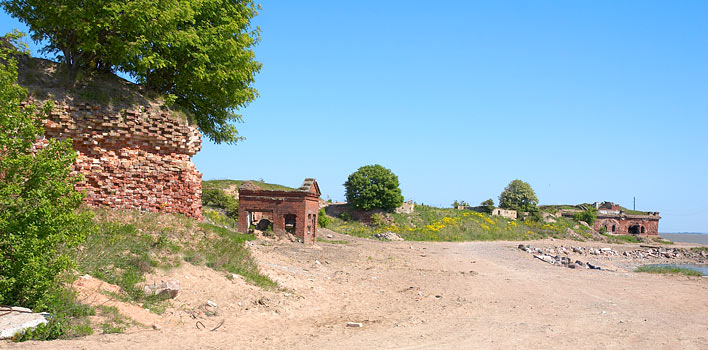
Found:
[284,214,297,233]
[612,225,616,232]
[628,225,641,234]
[641,226,646,234]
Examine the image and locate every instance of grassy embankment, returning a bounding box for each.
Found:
[634,265,703,276]
[17,208,274,341]
[326,204,594,242]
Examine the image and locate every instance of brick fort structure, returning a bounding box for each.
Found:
[237,179,321,244]
[560,202,661,236]
[37,101,203,219]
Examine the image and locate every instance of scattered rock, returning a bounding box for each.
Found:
[326,234,333,239]
[142,280,180,299]
[346,322,363,328]
[152,323,162,330]
[0,307,48,340]
[374,231,404,241]
[206,300,218,308]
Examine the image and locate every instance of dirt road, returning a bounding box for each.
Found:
[7,230,708,349]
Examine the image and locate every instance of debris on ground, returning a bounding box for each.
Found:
[374,232,404,241]
[0,306,49,340]
[142,280,180,299]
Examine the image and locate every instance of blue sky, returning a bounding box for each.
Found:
[2,1,707,232]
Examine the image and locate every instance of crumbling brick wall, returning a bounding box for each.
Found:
[35,101,203,219]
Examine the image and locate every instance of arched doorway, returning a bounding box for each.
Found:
[628,225,641,234]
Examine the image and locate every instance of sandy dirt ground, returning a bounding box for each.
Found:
[6,230,708,349]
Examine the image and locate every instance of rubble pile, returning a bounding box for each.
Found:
[518,244,604,270]
[519,243,708,270]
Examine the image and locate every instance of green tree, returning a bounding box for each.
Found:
[498,179,538,212]
[344,165,404,211]
[0,33,91,309]
[481,198,495,213]
[1,0,262,144]
[573,207,597,225]
[201,187,238,218]
[451,200,469,208]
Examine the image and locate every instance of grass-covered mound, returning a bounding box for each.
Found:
[327,205,595,242]
[16,208,274,341]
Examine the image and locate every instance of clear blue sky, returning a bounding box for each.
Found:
[2,1,707,232]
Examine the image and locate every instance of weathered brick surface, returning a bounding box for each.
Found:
[31,101,202,219]
[238,179,321,244]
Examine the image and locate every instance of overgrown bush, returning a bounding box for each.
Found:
[481,198,495,213]
[499,179,538,212]
[344,164,404,211]
[317,208,330,228]
[0,32,91,310]
[202,186,238,218]
[573,207,597,225]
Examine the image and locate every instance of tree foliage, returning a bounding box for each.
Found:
[1,0,262,144]
[451,200,469,208]
[498,179,538,212]
[481,198,495,213]
[0,34,91,309]
[573,207,597,225]
[344,165,404,211]
[202,187,238,218]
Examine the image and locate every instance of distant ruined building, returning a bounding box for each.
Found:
[238,179,321,244]
[560,201,661,236]
[33,101,203,219]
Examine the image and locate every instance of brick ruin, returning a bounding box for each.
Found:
[34,101,203,219]
[561,202,661,236]
[238,179,321,244]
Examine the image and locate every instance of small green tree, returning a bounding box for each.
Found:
[451,200,469,208]
[1,0,262,144]
[498,179,538,212]
[201,187,238,218]
[344,164,404,211]
[317,208,330,228]
[481,198,495,213]
[573,207,597,225]
[0,32,91,309]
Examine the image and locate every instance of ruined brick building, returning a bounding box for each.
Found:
[19,57,203,219]
[237,179,321,244]
[561,202,661,236]
[36,102,203,219]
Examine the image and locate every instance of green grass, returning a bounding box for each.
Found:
[12,287,95,341]
[604,234,641,243]
[95,305,132,334]
[187,223,278,289]
[203,179,295,192]
[634,265,703,276]
[73,209,277,319]
[328,204,593,242]
[691,247,708,253]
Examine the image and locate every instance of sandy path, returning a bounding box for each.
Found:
[6,232,708,349]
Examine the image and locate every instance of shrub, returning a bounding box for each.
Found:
[0,33,92,310]
[573,207,597,225]
[498,179,538,212]
[344,164,404,211]
[451,200,469,208]
[481,198,495,213]
[202,187,238,218]
[317,208,330,228]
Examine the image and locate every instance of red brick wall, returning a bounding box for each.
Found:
[35,101,203,219]
[595,217,659,236]
[238,191,320,244]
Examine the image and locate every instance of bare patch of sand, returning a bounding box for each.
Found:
[8,232,708,349]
